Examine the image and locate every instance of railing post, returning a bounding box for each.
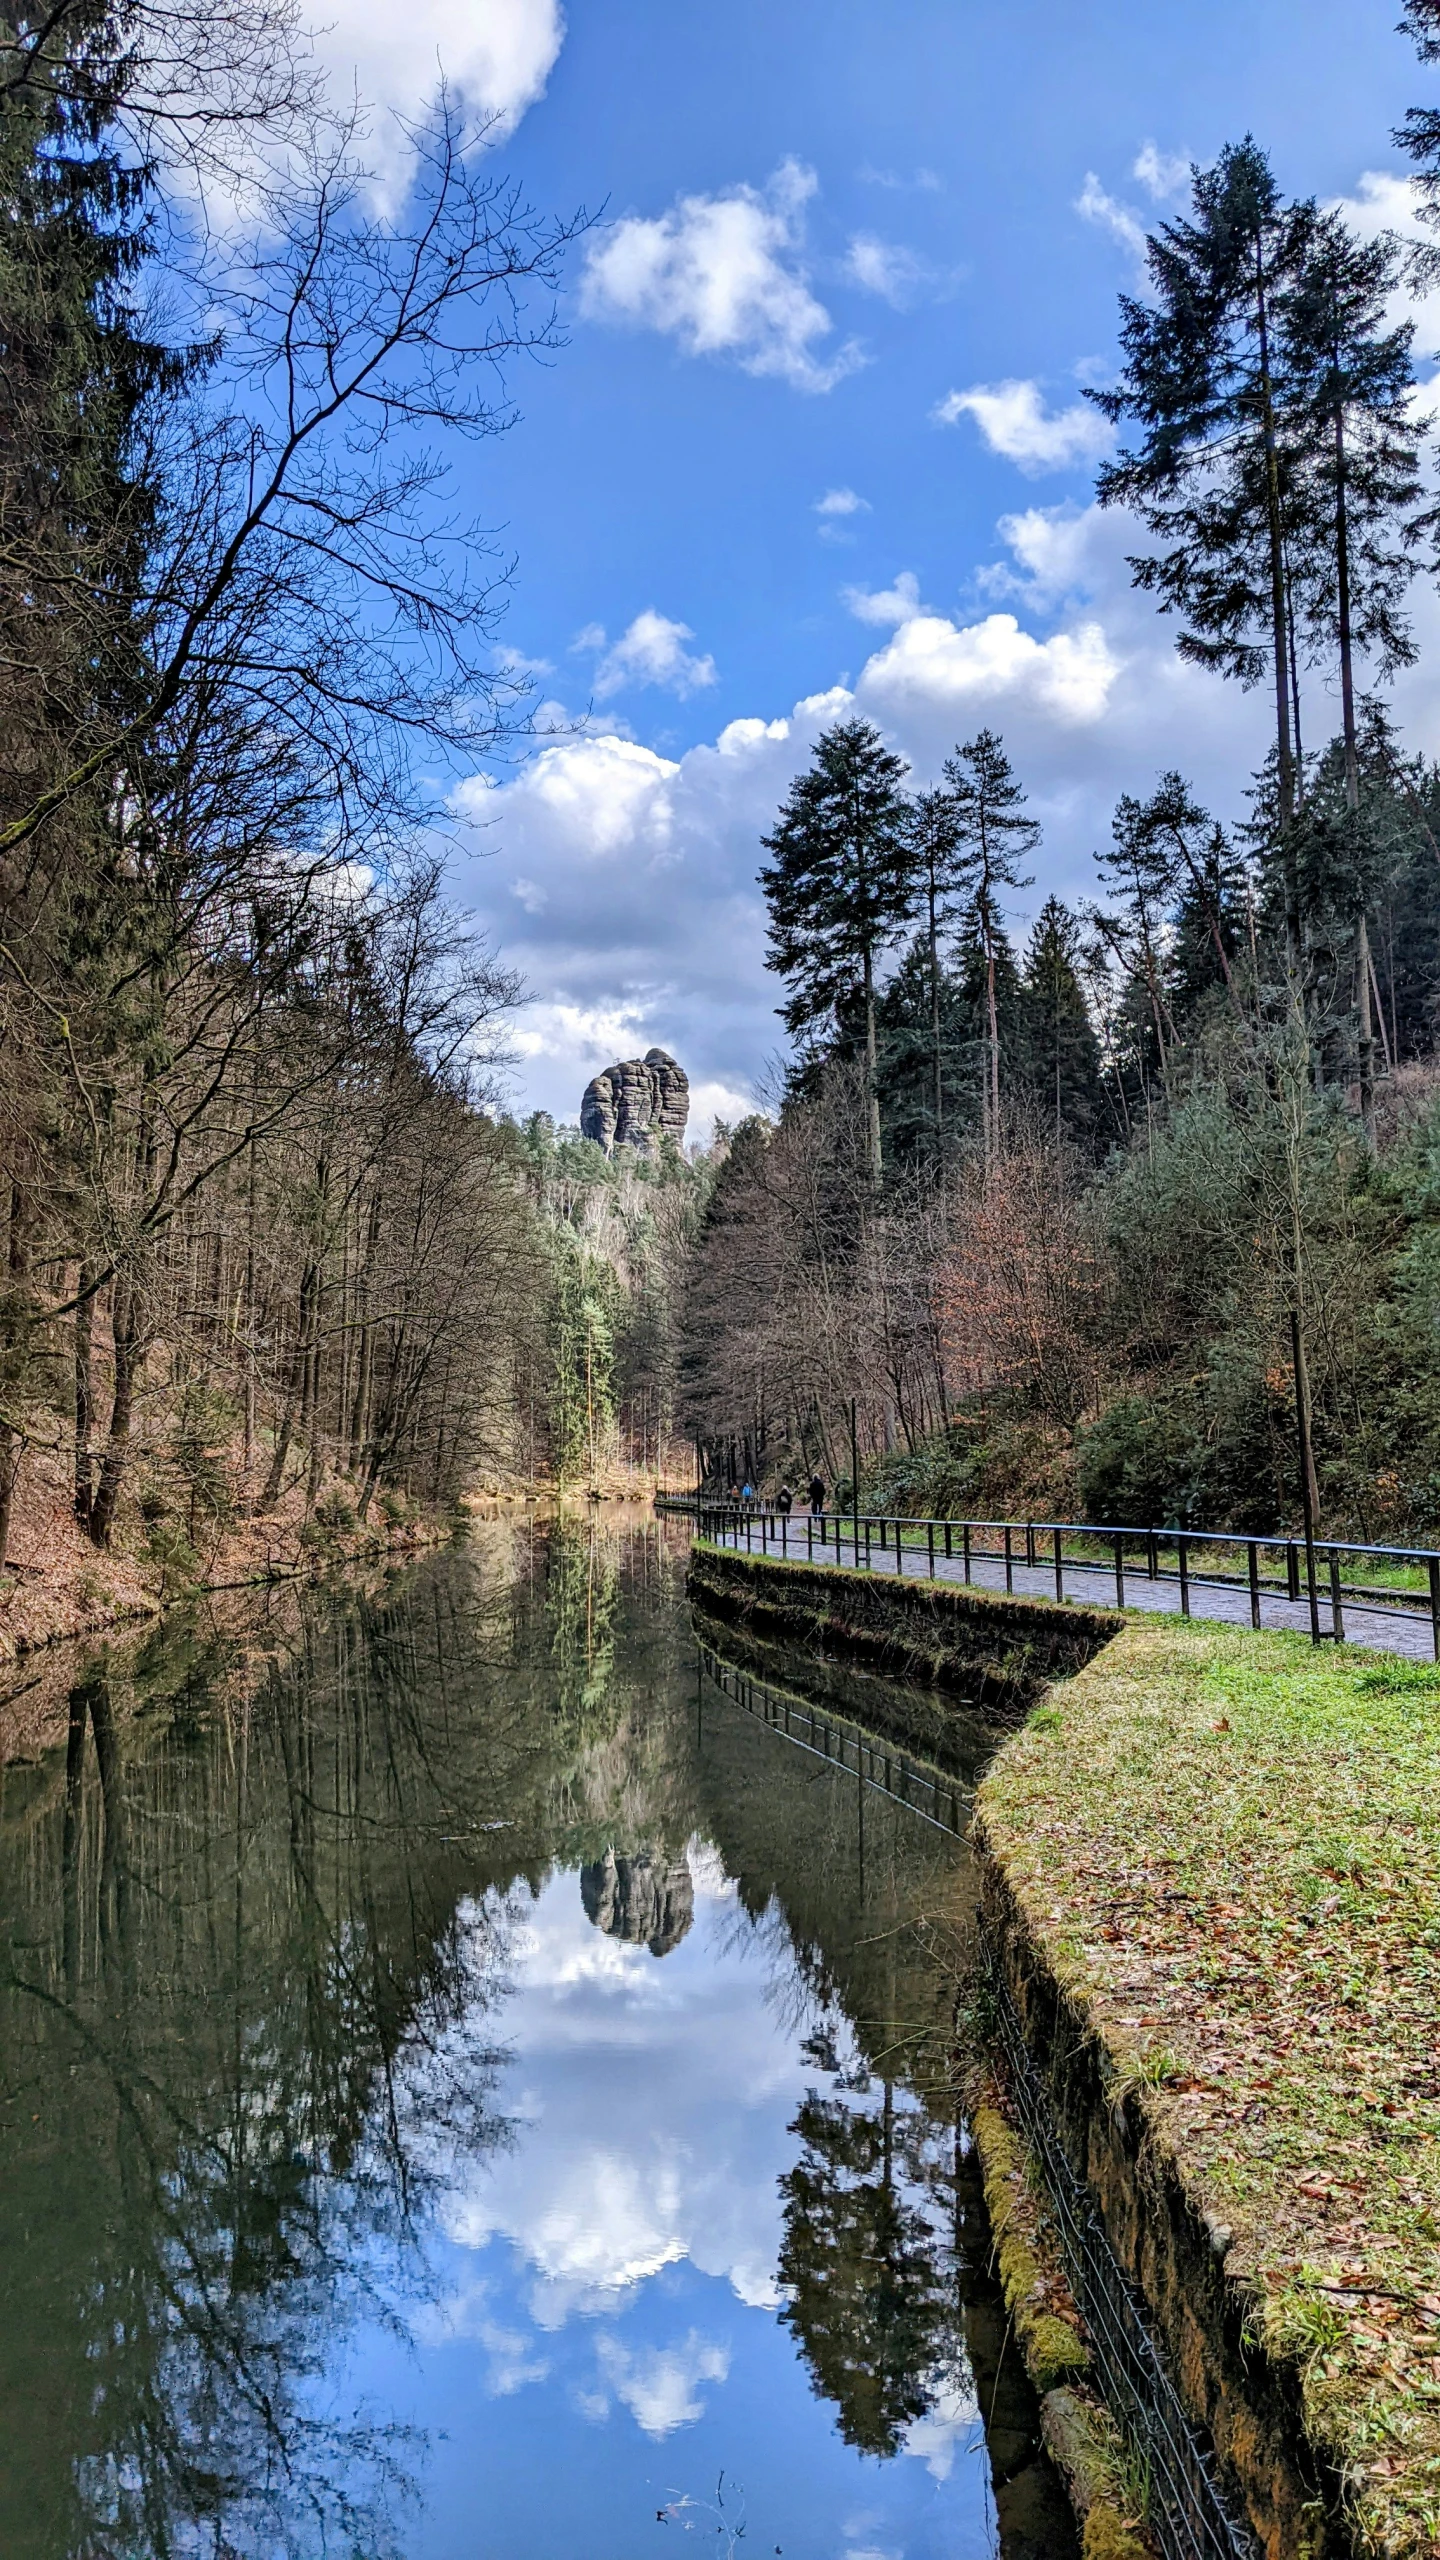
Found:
[782,1511,788,1556]
[1329,1550,1344,1643]
[963,1523,972,1584]
[1286,1540,1299,1603]
[1430,1556,1440,1662]
[1248,1541,1261,1630]
[807,1511,813,1560]
[895,1519,904,1574]
[1148,1529,1158,1580]
[864,1519,871,1567]
[1113,1535,1125,1610]
[879,1515,887,1552]
[1026,1520,1036,1568]
[1004,1525,1013,1593]
[1054,1525,1064,1603]
[1178,1535,1190,1616]
[927,1522,935,1579]
[944,1520,953,1561]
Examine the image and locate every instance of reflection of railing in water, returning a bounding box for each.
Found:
[697,1644,968,1837]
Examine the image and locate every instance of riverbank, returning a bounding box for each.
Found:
[976,1616,1440,2560]
[686,1542,1120,1715]
[0,1429,453,1663]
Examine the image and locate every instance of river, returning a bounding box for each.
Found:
[0,1515,1077,2560]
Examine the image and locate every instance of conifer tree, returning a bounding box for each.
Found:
[1023,897,1105,1150]
[760,719,915,1183]
[942,729,1037,1162]
[1280,208,1425,1136]
[1092,142,1311,956]
[908,786,963,1157]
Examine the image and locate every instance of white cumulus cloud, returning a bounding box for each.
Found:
[815,486,869,517]
[315,0,564,204]
[843,570,923,626]
[933,378,1113,473]
[859,608,1119,728]
[579,160,863,393]
[583,610,718,701]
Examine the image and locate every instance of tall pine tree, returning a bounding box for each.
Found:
[760,719,915,1183]
[942,729,1037,1163]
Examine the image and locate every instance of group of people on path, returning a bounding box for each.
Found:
[724,1474,829,1515]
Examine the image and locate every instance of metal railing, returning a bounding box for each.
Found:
[658,1492,1440,1655]
[697,1642,968,1834]
[983,1936,1257,2560]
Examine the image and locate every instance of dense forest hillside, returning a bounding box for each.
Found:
[679,64,1440,1546]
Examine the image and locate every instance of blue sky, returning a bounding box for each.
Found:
[313,0,1440,1133]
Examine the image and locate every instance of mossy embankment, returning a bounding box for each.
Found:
[977,1617,1440,2560]
[686,1542,1120,1719]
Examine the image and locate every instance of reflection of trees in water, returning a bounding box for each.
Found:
[0,1545,618,2560]
[778,2088,962,2457]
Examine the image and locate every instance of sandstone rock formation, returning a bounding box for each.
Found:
[580,1848,694,1957]
[580,1049,689,1157]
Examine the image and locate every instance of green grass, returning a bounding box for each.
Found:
[978,1620,1440,2560]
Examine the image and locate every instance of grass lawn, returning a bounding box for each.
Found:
[976,1617,1440,2559]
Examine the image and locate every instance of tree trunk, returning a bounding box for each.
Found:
[1332,399,1376,1142]
[89,1277,143,1548]
[74,1270,95,1529]
[927,866,943,1155]
[0,1183,30,1574]
[1254,235,1301,962]
[863,944,883,1185]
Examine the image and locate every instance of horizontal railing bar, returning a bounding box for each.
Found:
[661,1492,1440,1572]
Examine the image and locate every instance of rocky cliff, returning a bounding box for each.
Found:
[580,1049,689,1157]
[580,1848,694,1957]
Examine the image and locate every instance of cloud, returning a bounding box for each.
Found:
[456,504,1295,1128]
[1133,141,1189,201]
[843,233,930,308]
[933,378,1113,472]
[595,2330,731,2437]
[1077,171,1148,262]
[585,611,718,700]
[579,160,864,393]
[859,608,1120,728]
[857,164,942,193]
[815,487,869,518]
[843,570,923,627]
[315,0,564,205]
[980,504,1098,604]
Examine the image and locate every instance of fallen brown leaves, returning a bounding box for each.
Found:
[978,1618,1440,2559]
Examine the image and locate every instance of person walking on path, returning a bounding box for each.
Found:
[808,1474,826,1515]
[777,1484,793,1516]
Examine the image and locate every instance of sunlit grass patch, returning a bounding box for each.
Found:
[977,1619,1440,2559]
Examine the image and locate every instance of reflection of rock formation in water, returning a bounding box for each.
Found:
[580,1848,694,1956]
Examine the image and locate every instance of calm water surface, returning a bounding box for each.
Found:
[0,1519,1076,2560]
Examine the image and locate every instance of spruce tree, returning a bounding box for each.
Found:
[1022,897,1106,1150]
[942,729,1037,1162]
[1280,208,1425,1136]
[1092,142,1312,956]
[909,786,963,1158]
[759,719,915,1183]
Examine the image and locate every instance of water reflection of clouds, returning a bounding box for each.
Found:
[439,1856,807,2331]
[404,1843,985,2518]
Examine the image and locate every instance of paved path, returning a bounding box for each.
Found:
[701,1516,1437,1661]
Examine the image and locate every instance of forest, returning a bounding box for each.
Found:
[13,1,1440,1593]
[683,20,1440,1545]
